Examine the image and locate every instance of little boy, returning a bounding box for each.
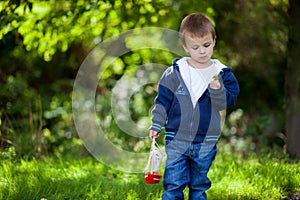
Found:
[149,13,240,199]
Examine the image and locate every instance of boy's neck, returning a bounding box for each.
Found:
[187,58,213,69]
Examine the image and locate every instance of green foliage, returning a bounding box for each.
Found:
[0,146,16,160]
[0,0,172,61]
[221,109,286,154]
[212,0,288,115]
[0,0,291,158]
[208,144,300,199]
[0,148,299,199]
[0,0,177,158]
[0,157,163,200]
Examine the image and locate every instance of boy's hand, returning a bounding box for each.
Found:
[209,80,221,89]
[149,130,160,141]
[210,74,221,89]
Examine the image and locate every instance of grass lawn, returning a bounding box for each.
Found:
[0,144,299,200]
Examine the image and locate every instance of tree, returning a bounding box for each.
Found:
[0,0,296,157]
[0,0,178,156]
[285,0,300,157]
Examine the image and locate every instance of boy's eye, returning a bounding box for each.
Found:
[192,46,199,50]
[204,43,211,48]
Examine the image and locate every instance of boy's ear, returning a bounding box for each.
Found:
[213,37,217,47]
[182,44,189,53]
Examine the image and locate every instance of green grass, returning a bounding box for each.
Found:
[0,158,163,200]
[208,148,300,199]
[0,145,299,200]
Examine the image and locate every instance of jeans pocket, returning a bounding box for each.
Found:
[198,144,216,159]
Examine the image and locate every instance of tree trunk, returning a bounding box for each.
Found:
[285,0,300,157]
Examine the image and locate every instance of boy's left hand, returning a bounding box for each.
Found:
[209,80,221,89]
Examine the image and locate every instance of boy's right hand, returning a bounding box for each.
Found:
[149,130,160,141]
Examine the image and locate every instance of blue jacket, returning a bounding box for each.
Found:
[150,58,240,143]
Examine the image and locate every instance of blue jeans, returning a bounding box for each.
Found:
[162,140,217,200]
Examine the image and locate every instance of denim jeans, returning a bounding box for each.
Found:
[162,139,217,200]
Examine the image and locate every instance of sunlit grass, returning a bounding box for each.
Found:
[208,143,300,199]
[0,157,162,200]
[0,144,299,200]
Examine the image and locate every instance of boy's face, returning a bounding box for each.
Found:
[183,33,216,68]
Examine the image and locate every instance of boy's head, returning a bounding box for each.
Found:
[179,13,216,46]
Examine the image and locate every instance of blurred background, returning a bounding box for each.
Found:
[0,0,297,159]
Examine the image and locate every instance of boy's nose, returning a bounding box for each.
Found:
[199,47,205,54]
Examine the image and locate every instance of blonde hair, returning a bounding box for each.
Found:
[179,13,216,45]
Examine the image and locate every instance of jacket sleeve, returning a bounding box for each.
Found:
[149,69,175,132]
[208,68,240,110]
